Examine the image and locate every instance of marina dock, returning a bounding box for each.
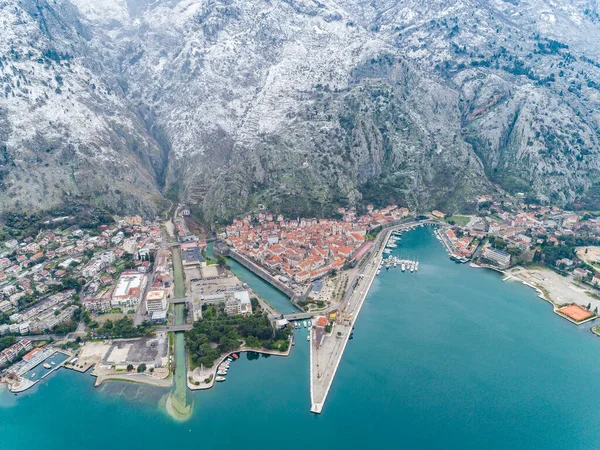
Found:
[7,349,70,393]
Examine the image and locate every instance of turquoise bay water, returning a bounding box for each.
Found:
[3,227,600,449]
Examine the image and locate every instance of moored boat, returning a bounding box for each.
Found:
[216,376,226,382]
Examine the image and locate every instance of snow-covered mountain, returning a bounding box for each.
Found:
[2,0,600,219]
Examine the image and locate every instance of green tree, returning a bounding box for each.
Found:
[137,363,147,373]
[0,336,17,352]
[245,335,261,348]
[127,364,134,372]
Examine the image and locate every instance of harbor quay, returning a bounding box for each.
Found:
[4,347,71,393]
[310,222,429,413]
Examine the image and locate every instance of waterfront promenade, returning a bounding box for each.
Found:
[310,222,426,413]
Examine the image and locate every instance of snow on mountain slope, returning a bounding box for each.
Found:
[0,0,166,215]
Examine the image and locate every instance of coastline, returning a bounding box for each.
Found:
[93,372,173,388]
[187,342,293,390]
[471,263,598,326]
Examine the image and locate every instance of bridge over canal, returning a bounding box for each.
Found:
[156,324,193,332]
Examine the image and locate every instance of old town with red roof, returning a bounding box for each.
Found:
[225,205,409,285]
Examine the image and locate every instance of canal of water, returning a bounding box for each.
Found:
[206,242,298,314]
[167,247,192,419]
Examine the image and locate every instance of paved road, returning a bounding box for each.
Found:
[281,312,317,320]
[155,324,193,332]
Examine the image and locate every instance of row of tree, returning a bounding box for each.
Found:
[92,317,153,339]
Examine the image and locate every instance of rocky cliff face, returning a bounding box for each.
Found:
[1,0,600,219]
[0,0,166,215]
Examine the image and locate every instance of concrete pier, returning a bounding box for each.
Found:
[309,223,422,413]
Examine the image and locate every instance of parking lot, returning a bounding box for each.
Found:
[103,334,168,368]
[186,267,246,299]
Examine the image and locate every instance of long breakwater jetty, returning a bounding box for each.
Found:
[309,221,428,413]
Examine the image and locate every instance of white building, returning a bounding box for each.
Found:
[224,291,252,316]
[111,272,147,308]
[5,239,18,250]
[145,289,167,315]
[2,285,17,296]
[83,297,112,313]
[482,247,511,268]
[122,238,137,254]
[0,300,12,313]
[100,251,116,264]
[82,259,105,278]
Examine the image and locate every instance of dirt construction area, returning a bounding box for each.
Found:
[103,334,168,368]
[576,246,600,269]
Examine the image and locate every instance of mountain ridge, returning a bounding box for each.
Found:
[1,0,599,220]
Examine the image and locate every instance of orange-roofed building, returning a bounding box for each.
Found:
[316,317,328,327]
[336,246,354,258]
[22,348,43,361]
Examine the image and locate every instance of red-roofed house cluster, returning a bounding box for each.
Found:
[225,205,409,284]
